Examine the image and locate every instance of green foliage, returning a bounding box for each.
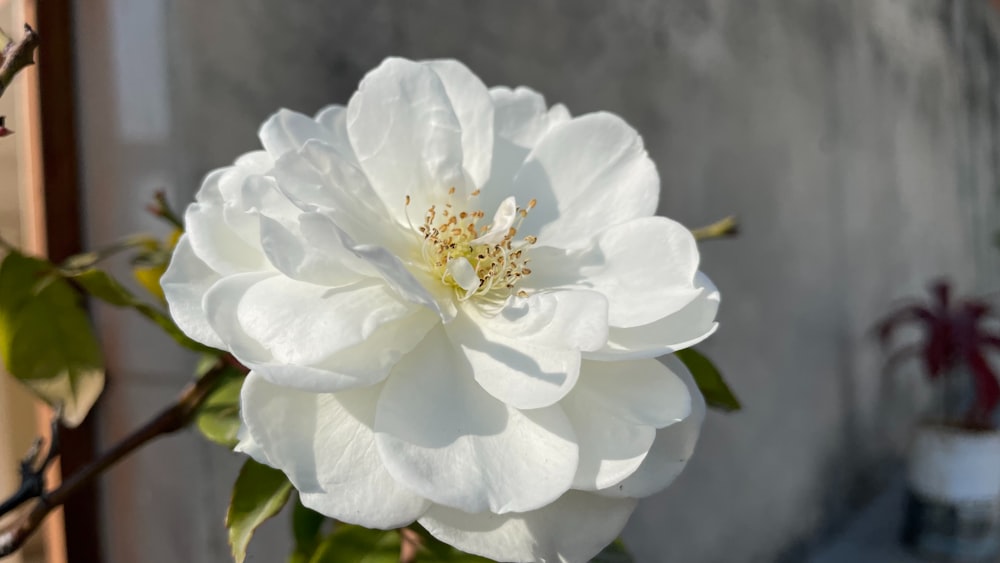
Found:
[290,497,327,563]
[677,348,741,412]
[194,365,244,447]
[227,458,294,563]
[591,539,634,562]
[0,251,105,427]
[408,526,492,562]
[305,524,493,563]
[66,267,213,353]
[309,526,400,563]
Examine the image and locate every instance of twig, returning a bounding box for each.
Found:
[691,215,739,241]
[0,357,239,558]
[0,24,39,101]
[0,411,59,517]
[399,527,421,563]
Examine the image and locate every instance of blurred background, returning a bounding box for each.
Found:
[2,1,1000,562]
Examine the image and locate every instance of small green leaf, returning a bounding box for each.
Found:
[227,458,293,563]
[309,525,400,563]
[409,525,492,562]
[0,251,105,426]
[194,366,244,447]
[289,496,327,563]
[676,348,741,412]
[591,538,633,562]
[67,268,215,353]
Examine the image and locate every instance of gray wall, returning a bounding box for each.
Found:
[74,1,1000,562]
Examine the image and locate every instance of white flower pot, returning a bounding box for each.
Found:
[903,424,1000,561]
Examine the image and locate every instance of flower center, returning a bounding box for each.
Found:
[407,188,538,301]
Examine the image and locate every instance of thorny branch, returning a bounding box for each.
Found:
[0,24,39,109]
[0,357,244,558]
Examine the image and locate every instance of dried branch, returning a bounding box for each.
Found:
[0,357,240,558]
[0,24,39,101]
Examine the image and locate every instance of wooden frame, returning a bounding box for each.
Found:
[19,1,101,562]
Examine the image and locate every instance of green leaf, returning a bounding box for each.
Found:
[0,251,105,427]
[67,268,215,353]
[676,348,741,412]
[409,525,492,562]
[309,525,400,563]
[0,251,49,361]
[194,366,244,447]
[289,496,327,563]
[227,458,294,563]
[591,538,633,562]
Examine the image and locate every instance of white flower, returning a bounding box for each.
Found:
[162,57,719,562]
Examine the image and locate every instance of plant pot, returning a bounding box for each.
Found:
[903,424,1000,561]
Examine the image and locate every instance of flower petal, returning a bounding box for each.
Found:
[270,140,409,253]
[313,104,357,161]
[184,200,266,276]
[528,217,701,327]
[347,58,468,222]
[566,358,691,490]
[511,112,659,249]
[235,276,420,366]
[481,87,569,211]
[426,59,494,187]
[203,272,437,392]
[588,273,720,360]
[299,212,445,317]
[259,108,331,158]
[598,355,706,498]
[240,373,430,528]
[160,236,224,348]
[258,215,364,287]
[375,326,578,514]
[449,293,609,410]
[419,491,637,563]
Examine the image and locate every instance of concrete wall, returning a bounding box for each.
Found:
[73,1,1000,562]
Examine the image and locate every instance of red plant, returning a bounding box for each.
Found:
[877,280,1000,429]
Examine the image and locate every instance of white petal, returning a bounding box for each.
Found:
[270,140,409,253]
[258,215,364,287]
[426,59,494,187]
[598,355,706,498]
[203,272,437,392]
[160,236,224,348]
[234,423,271,465]
[481,87,569,212]
[240,373,430,528]
[313,105,357,161]
[419,491,637,563]
[446,257,479,293]
[299,212,444,317]
[375,327,578,514]
[235,277,420,366]
[528,217,700,327]
[471,196,517,246]
[589,273,720,360]
[566,359,691,490]
[450,296,607,410]
[347,58,468,222]
[471,290,609,352]
[184,200,266,275]
[512,112,659,249]
[259,108,330,157]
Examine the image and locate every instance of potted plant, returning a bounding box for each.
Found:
[878,280,1000,561]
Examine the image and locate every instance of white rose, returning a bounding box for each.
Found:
[162,57,719,563]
